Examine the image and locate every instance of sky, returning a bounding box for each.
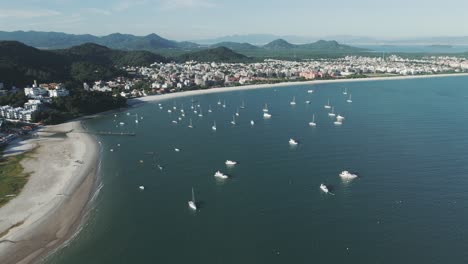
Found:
[0,0,468,41]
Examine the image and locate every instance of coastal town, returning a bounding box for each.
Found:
[1,54,468,146]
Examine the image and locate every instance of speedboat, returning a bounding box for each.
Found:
[214,171,229,179]
[119,122,125,125]
[225,160,237,166]
[172,120,178,124]
[250,120,255,125]
[263,112,272,119]
[305,100,311,104]
[167,109,172,113]
[339,170,358,179]
[289,138,298,145]
[320,184,329,193]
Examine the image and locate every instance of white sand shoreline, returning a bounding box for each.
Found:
[0,121,100,264]
[130,73,468,104]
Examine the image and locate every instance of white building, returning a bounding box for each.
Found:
[49,87,70,97]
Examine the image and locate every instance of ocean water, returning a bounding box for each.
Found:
[47,76,468,264]
[355,44,468,54]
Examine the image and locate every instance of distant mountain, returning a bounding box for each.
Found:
[0,41,168,86]
[210,42,260,51]
[0,31,200,51]
[178,47,251,62]
[193,34,318,45]
[263,39,296,49]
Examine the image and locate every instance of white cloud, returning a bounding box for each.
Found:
[159,0,216,10]
[0,9,61,19]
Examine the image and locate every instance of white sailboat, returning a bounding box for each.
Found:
[135,114,139,124]
[222,100,226,108]
[347,94,353,103]
[290,96,296,105]
[217,99,222,105]
[230,115,236,125]
[263,103,269,112]
[198,107,203,117]
[324,99,331,109]
[240,101,245,109]
[208,105,212,113]
[188,188,197,210]
[309,114,316,127]
[328,107,336,117]
[235,108,240,116]
[343,87,348,95]
[188,118,193,128]
[212,121,217,131]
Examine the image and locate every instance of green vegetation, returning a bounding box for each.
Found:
[177,47,253,62]
[0,91,28,107]
[0,148,33,207]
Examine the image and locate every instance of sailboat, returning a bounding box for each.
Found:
[217,99,222,105]
[324,99,331,109]
[240,101,245,109]
[309,114,316,127]
[328,107,336,117]
[343,87,348,95]
[263,103,269,112]
[198,107,203,117]
[188,118,193,128]
[188,188,197,210]
[212,121,217,131]
[222,100,226,108]
[135,114,139,124]
[235,108,240,116]
[208,105,212,113]
[290,96,296,105]
[347,94,353,103]
[231,115,236,125]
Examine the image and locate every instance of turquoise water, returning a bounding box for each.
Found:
[48,77,468,264]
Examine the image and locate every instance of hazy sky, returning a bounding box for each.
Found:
[1,0,467,40]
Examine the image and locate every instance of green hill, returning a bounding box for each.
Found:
[263,39,296,49]
[211,42,260,51]
[0,41,168,86]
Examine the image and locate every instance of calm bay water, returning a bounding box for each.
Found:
[47,76,468,264]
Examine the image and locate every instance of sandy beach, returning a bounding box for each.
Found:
[0,121,99,264]
[130,73,468,104]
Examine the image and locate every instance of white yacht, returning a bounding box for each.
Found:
[336,115,345,121]
[139,186,145,190]
[263,112,272,119]
[320,184,329,193]
[290,96,296,105]
[263,104,269,112]
[119,122,125,125]
[289,138,299,145]
[347,94,353,103]
[172,120,178,124]
[188,119,193,128]
[178,117,182,121]
[328,107,336,117]
[231,115,236,125]
[250,120,255,126]
[214,171,229,179]
[340,170,358,179]
[225,160,237,166]
[307,89,314,93]
[212,121,217,131]
[309,114,316,127]
[343,87,348,95]
[174,148,180,152]
[305,100,311,104]
[324,99,331,109]
[188,188,197,210]
[167,109,172,113]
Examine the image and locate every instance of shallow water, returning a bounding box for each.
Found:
[47,76,468,264]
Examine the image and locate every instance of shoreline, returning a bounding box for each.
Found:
[0,121,100,264]
[130,73,468,104]
[0,72,466,263]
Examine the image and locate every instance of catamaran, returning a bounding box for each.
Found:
[340,170,358,179]
[188,188,197,210]
[347,94,353,103]
[309,114,316,127]
[324,99,331,109]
